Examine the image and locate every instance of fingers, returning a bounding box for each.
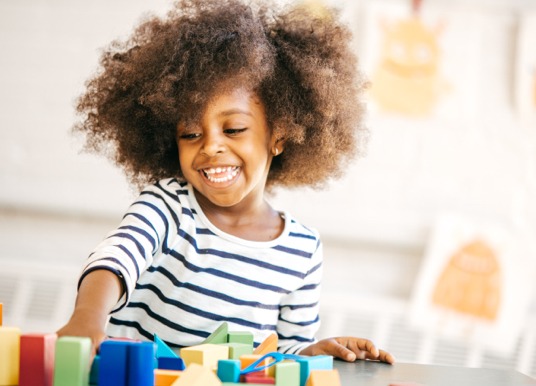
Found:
[335,337,394,364]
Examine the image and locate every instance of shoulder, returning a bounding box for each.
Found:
[282,212,322,252]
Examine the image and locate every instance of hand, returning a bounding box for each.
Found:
[299,337,395,364]
[56,308,107,357]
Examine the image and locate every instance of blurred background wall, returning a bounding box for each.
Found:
[1,0,536,377]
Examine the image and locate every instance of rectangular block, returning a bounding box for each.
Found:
[217,359,241,383]
[244,373,276,384]
[99,340,129,386]
[295,355,333,386]
[227,331,254,346]
[53,336,91,386]
[239,354,271,378]
[19,333,57,386]
[128,342,155,386]
[221,342,253,359]
[305,369,341,386]
[180,344,229,369]
[0,303,3,326]
[158,356,186,371]
[0,326,21,386]
[275,361,300,386]
[154,369,182,386]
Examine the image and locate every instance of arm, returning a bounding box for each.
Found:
[299,337,395,364]
[56,269,124,356]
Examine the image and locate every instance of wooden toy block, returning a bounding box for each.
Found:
[53,336,91,386]
[295,355,333,386]
[227,331,254,345]
[253,333,278,355]
[221,342,253,359]
[155,334,179,358]
[180,343,229,369]
[244,373,276,384]
[98,340,130,386]
[158,356,186,370]
[202,322,229,344]
[216,359,241,383]
[0,326,20,386]
[89,355,100,385]
[0,303,3,326]
[239,354,271,377]
[128,341,155,386]
[171,363,222,386]
[305,369,341,386]
[274,361,300,386]
[154,369,182,386]
[19,333,57,386]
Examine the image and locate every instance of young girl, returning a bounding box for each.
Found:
[57,0,394,364]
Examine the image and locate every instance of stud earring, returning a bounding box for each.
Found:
[273,148,279,156]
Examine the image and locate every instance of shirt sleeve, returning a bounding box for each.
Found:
[78,183,173,312]
[276,241,323,354]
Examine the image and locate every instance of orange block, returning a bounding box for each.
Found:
[239,354,272,378]
[155,369,182,386]
[0,303,3,326]
[253,333,278,356]
[306,369,341,386]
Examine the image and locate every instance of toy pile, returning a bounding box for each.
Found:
[0,303,340,385]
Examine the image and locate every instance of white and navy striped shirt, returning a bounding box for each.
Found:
[80,178,323,354]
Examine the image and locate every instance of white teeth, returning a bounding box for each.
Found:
[203,166,239,183]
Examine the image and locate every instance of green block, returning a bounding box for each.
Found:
[227,331,254,345]
[220,342,253,359]
[275,361,300,386]
[202,322,229,344]
[53,336,91,386]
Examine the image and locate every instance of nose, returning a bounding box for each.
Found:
[200,130,226,157]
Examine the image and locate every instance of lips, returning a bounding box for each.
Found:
[201,166,240,183]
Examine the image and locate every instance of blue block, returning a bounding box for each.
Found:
[217,359,241,383]
[128,342,155,386]
[89,355,99,385]
[157,356,186,371]
[295,355,333,386]
[98,340,130,386]
[154,334,179,358]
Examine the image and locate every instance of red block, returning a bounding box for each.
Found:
[243,373,276,384]
[19,333,57,386]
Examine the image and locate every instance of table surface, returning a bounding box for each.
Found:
[333,360,536,386]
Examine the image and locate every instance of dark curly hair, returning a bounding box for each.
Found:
[73,0,368,190]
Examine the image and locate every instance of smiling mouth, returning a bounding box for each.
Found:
[201,166,240,183]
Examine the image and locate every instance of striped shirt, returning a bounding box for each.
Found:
[80,178,323,354]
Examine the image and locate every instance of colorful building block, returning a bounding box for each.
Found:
[227,331,254,346]
[202,322,229,344]
[217,359,241,383]
[155,369,182,386]
[0,326,20,386]
[19,333,57,386]
[158,356,186,371]
[253,333,278,355]
[274,361,300,386]
[295,355,333,386]
[128,341,155,386]
[239,354,271,378]
[221,342,253,359]
[243,373,276,384]
[180,343,229,368]
[155,334,179,358]
[89,355,100,385]
[98,340,130,386]
[0,303,3,326]
[305,369,341,386]
[171,363,222,386]
[53,336,91,386]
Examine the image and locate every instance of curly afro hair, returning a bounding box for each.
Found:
[74,0,368,190]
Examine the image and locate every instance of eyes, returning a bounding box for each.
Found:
[178,127,247,140]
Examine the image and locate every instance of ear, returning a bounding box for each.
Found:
[270,127,286,157]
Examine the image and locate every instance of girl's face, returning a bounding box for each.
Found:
[176,86,275,211]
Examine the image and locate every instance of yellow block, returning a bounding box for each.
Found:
[171,363,221,386]
[0,327,21,385]
[253,333,278,355]
[306,369,341,386]
[155,369,182,386]
[179,344,229,369]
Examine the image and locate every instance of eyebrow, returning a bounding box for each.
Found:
[219,108,253,117]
